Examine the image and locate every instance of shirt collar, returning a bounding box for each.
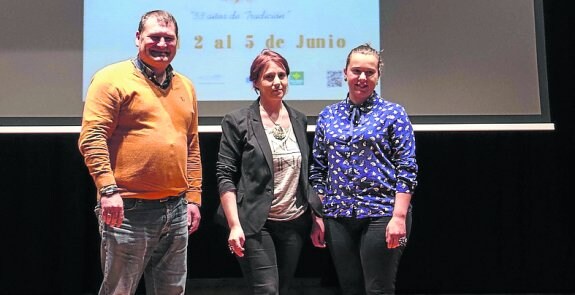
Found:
[346,91,377,113]
[132,57,174,89]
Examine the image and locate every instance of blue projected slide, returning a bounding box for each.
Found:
[83,0,379,101]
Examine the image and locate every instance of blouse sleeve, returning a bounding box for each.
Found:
[389,106,418,194]
[309,110,329,195]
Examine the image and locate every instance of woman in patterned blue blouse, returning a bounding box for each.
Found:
[309,43,418,295]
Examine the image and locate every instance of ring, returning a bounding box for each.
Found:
[228,245,234,254]
[398,237,408,247]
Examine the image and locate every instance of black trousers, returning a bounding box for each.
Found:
[325,213,412,295]
[237,213,311,295]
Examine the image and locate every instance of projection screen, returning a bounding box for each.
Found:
[0,0,552,132]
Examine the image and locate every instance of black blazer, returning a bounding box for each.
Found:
[215,99,322,236]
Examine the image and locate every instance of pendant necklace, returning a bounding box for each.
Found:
[271,122,286,140]
[262,104,287,140]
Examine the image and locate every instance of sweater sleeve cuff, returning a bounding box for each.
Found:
[185,191,202,206]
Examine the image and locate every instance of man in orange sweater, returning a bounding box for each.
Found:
[79,10,202,295]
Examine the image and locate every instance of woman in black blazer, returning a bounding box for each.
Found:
[216,49,324,294]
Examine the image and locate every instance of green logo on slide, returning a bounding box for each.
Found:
[289,72,304,85]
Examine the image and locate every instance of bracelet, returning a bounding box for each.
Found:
[99,184,119,196]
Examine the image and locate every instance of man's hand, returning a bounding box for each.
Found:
[187,203,201,234]
[100,193,124,227]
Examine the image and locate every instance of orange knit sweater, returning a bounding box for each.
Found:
[79,60,202,204]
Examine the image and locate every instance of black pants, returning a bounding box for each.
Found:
[325,213,412,295]
[237,213,311,295]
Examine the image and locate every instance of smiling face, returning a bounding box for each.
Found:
[344,52,380,104]
[135,15,178,74]
[255,61,288,103]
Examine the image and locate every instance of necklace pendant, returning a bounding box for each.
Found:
[271,124,286,140]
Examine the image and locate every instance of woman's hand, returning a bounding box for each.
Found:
[386,215,407,249]
[387,192,411,248]
[310,214,326,248]
[220,191,244,256]
[228,225,245,257]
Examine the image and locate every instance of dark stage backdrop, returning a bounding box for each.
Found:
[0,1,573,294]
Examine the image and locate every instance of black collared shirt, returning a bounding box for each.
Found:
[132,57,174,89]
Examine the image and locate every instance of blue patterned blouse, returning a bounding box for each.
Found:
[310,92,418,218]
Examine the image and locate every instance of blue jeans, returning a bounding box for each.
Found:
[325,213,412,295]
[95,196,188,295]
[237,213,311,295]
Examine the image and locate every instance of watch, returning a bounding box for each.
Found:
[99,185,119,197]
